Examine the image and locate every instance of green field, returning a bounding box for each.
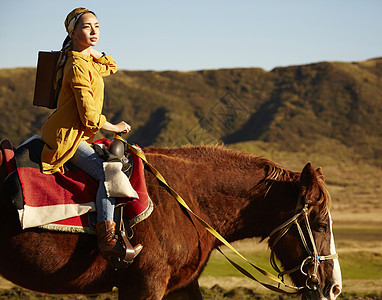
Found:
[199,220,382,298]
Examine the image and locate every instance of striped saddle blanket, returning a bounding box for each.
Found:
[1,137,153,234]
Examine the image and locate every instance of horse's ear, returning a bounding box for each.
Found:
[315,167,325,181]
[300,162,320,204]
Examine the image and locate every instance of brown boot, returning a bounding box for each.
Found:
[96,220,127,260]
[96,221,143,262]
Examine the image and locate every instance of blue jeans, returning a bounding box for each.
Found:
[69,141,115,222]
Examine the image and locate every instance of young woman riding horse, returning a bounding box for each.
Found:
[40,7,142,264]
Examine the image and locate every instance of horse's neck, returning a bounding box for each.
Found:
[145,146,285,242]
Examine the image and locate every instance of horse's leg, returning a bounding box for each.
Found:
[117,268,170,300]
[118,282,167,300]
[163,280,203,300]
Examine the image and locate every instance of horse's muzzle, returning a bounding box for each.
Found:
[301,282,342,300]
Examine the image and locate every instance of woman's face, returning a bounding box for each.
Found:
[71,13,100,51]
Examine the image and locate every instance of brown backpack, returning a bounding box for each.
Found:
[33,51,60,109]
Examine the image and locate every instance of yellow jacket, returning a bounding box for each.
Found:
[41,51,117,174]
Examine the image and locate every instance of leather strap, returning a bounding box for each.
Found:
[116,205,135,262]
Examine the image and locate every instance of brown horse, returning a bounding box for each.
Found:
[0,144,341,300]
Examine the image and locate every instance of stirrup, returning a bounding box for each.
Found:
[109,243,143,270]
[110,206,143,270]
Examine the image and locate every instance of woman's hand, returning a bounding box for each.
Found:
[89,48,104,60]
[101,121,131,134]
[115,121,131,134]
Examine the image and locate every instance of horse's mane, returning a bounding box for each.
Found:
[264,161,331,216]
[314,177,332,216]
[264,158,331,213]
[145,144,278,169]
[144,144,331,215]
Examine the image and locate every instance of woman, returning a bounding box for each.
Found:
[41,7,142,263]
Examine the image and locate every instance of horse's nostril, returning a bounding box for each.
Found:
[332,284,341,298]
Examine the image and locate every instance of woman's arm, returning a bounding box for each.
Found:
[70,64,107,132]
[101,121,131,134]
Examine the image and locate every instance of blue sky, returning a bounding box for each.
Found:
[1,0,381,71]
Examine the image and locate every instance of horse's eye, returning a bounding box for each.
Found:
[316,223,328,232]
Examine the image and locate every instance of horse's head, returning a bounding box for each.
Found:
[267,162,342,300]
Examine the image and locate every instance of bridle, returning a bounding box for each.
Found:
[268,201,339,291]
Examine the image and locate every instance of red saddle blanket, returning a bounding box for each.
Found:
[1,137,153,233]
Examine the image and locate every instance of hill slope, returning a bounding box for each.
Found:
[1,58,381,166]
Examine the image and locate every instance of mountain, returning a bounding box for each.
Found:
[0,58,381,167]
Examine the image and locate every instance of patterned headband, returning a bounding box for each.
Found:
[64,7,95,37]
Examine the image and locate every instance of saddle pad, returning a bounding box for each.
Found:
[1,137,153,233]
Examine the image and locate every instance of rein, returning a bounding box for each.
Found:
[116,135,336,294]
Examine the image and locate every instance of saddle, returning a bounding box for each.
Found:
[93,137,133,178]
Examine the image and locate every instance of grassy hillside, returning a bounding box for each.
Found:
[226,59,382,163]
[1,58,381,164]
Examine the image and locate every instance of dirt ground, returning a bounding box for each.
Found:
[0,285,381,300]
